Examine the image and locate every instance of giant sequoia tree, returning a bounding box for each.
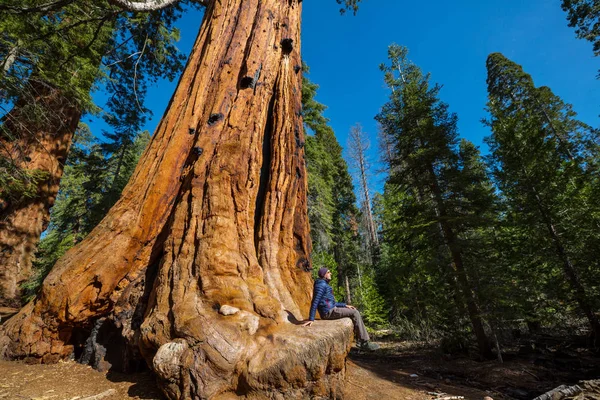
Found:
[1,1,361,398]
[0,3,112,306]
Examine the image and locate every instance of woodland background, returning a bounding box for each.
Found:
[1,0,599,365]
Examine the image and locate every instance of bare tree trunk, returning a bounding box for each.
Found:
[345,275,352,304]
[0,79,81,306]
[1,1,352,398]
[1,44,19,75]
[348,124,378,249]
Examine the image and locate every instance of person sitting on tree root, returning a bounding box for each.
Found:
[302,267,379,351]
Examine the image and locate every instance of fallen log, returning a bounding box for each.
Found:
[533,379,600,400]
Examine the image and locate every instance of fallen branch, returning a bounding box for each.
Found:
[532,383,582,400]
[347,381,367,390]
[522,369,540,380]
[433,396,464,400]
[79,389,117,400]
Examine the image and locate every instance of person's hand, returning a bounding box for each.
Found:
[347,305,356,310]
[302,320,313,327]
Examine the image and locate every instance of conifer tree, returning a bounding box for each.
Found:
[302,68,363,303]
[485,52,600,340]
[376,44,493,358]
[2,2,369,397]
[562,0,600,73]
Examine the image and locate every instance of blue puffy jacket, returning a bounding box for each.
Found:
[308,278,346,321]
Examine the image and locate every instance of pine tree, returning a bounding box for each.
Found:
[302,67,364,304]
[485,52,600,340]
[562,0,600,73]
[376,44,493,358]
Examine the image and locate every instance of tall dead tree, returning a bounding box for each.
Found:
[0,1,354,398]
[347,124,379,251]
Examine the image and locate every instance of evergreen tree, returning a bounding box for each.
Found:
[302,68,384,320]
[0,2,374,396]
[485,52,600,340]
[562,0,600,72]
[376,44,495,358]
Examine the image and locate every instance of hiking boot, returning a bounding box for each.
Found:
[358,341,380,351]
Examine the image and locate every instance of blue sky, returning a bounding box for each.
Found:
[301,0,599,158]
[90,0,599,187]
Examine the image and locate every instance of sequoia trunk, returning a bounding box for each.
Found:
[1,1,351,398]
[0,79,81,306]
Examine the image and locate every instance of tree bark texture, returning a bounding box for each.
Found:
[0,79,81,306]
[1,1,353,398]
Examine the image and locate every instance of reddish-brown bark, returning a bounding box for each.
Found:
[1,1,352,398]
[0,80,81,307]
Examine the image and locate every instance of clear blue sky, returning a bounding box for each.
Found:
[302,0,599,159]
[90,0,599,186]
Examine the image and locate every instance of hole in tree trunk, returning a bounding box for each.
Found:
[280,38,294,54]
[296,258,310,272]
[240,76,256,89]
[253,93,276,254]
[239,64,262,90]
[208,113,224,126]
[76,318,146,373]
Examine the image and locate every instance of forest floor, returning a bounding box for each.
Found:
[0,334,598,400]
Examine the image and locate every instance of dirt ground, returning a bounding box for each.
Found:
[0,359,162,400]
[0,337,597,400]
[0,356,489,400]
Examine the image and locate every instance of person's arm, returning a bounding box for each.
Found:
[335,301,347,308]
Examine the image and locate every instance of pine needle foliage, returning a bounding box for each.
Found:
[484,52,600,338]
[0,0,191,208]
[376,44,499,357]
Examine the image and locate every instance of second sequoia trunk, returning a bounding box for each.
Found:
[0,79,81,306]
[1,1,352,398]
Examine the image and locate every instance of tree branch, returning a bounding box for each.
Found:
[0,0,76,13]
[106,0,208,11]
[133,34,148,111]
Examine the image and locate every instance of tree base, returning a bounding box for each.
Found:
[153,319,353,399]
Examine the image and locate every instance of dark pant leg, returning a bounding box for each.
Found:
[325,307,370,342]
